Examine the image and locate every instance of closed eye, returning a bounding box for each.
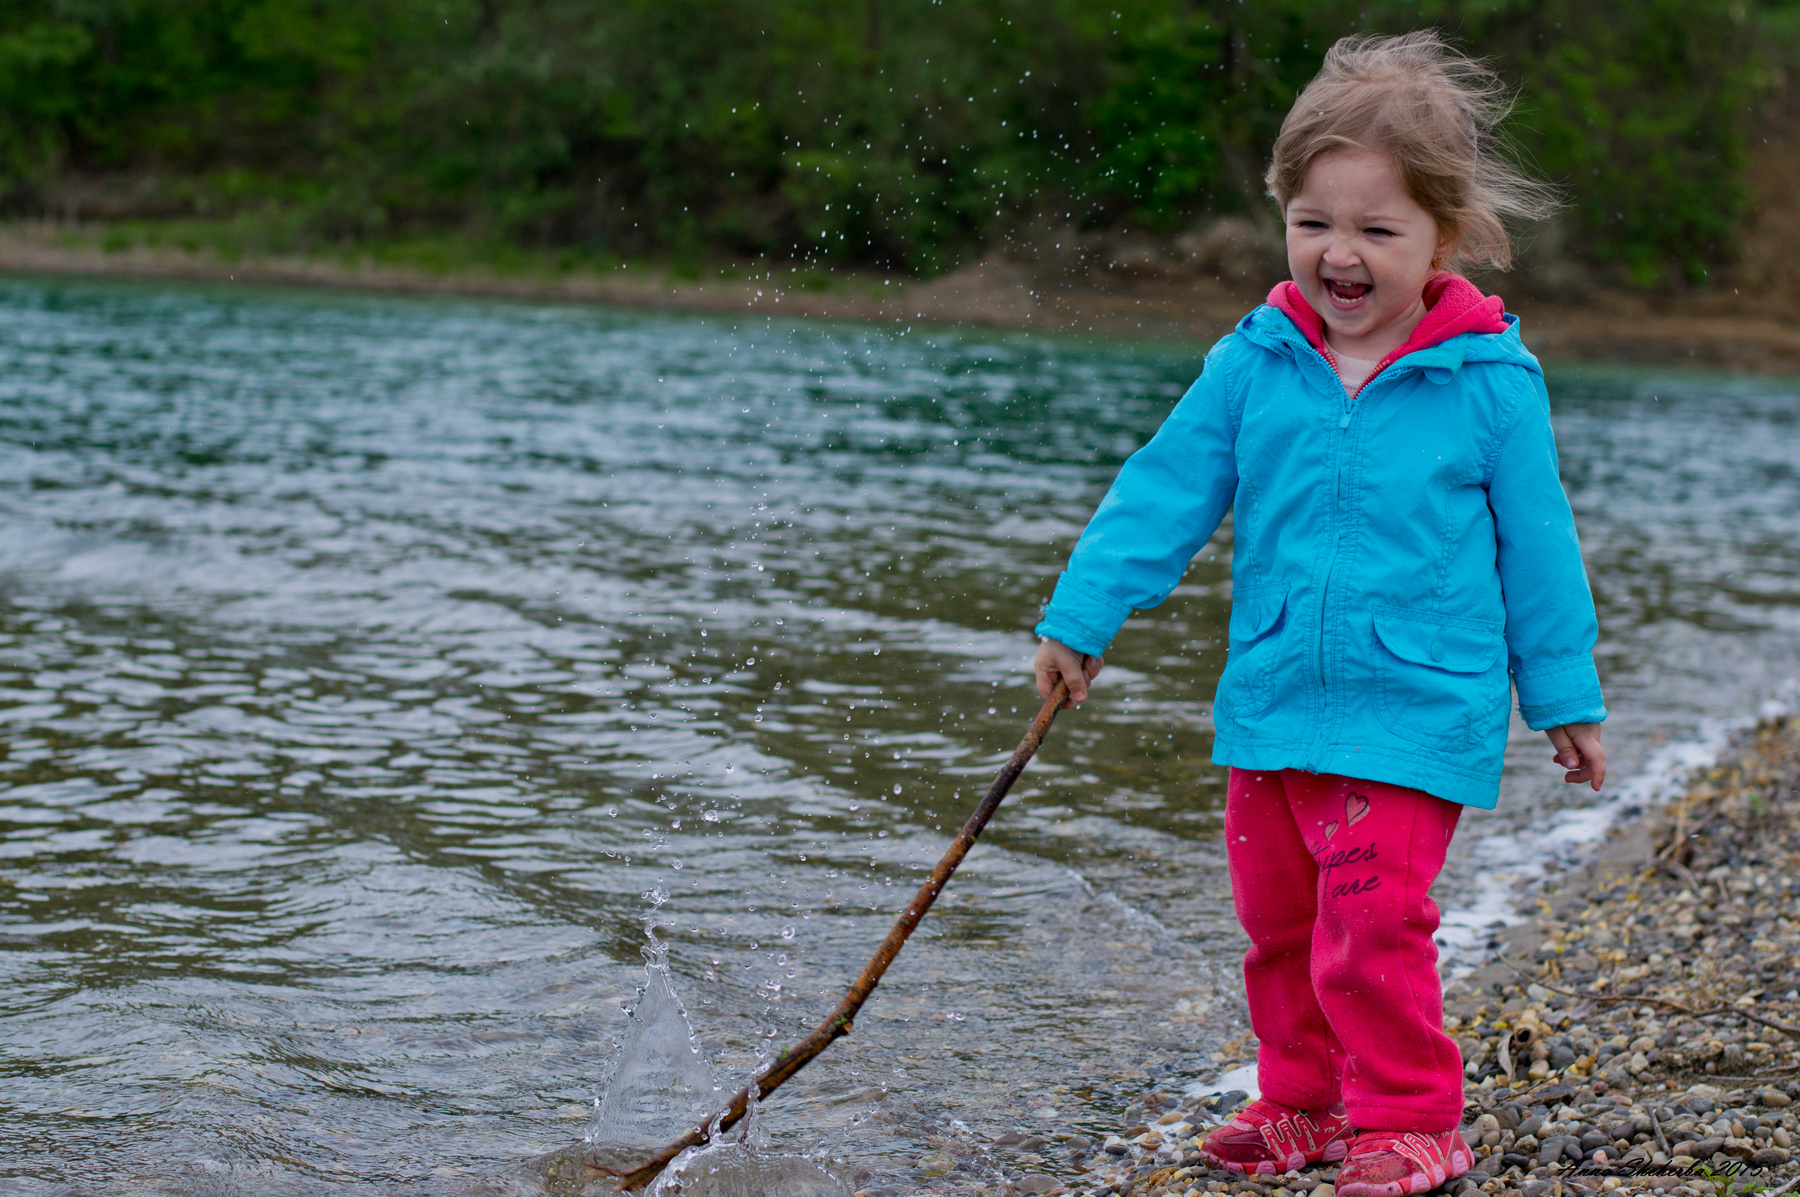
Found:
[1365,225,1398,237]
[1294,220,1328,230]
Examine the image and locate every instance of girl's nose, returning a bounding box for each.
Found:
[1324,237,1360,268]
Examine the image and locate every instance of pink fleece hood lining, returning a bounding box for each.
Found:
[1266,272,1508,395]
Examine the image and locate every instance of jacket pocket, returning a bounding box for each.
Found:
[1220,582,1290,721]
[1372,606,1509,751]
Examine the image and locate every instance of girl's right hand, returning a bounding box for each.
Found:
[1034,637,1102,708]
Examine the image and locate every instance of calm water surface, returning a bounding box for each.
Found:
[1,278,1797,1195]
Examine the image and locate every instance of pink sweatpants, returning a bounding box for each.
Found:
[1224,768,1464,1132]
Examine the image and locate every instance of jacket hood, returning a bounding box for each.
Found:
[1254,273,1526,388]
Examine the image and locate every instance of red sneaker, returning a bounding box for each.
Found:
[1333,1129,1473,1197]
[1198,1098,1351,1176]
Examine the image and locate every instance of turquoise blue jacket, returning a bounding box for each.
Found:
[1035,303,1605,809]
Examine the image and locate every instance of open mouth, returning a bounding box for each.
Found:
[1324,278,1373,305]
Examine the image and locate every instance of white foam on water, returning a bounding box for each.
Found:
[1184,1061,1262,1110]
[645,1141,852,1197]
[1434,679,1800,972]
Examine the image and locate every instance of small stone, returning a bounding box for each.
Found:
[1754,1146,1792,1167]
[1205,1090,1251,1117]
[1017,1176,1062,1195]
[1761,1089,1794,1108]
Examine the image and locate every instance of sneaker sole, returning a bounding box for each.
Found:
[1202,1136,1351,1177]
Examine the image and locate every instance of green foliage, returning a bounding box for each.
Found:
[0,13,90,189]
[1454,0,1768,286]
[1081,1,1366,229]
[0,0,1788,283]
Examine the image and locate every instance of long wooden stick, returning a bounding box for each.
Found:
[600,681,1072,1190]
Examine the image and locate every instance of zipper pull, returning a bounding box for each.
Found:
[1338,413,1351,430]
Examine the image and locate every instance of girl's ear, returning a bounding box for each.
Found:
[1432,226,1458,272]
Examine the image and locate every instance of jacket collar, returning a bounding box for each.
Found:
[1246,272,1525,390]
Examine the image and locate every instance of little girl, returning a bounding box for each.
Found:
[1033,32,1608,1197]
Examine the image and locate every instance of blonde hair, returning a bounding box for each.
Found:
[1265,30,1559,272]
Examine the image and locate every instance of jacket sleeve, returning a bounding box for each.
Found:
[1034,345,1240,657]
[1488,373,1607,729]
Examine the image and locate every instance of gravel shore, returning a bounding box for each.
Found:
[971,715,1800,1197]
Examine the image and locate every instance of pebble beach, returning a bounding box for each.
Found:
[963,715,1800,1197]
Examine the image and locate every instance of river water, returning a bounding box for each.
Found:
[1,277,1797,1196]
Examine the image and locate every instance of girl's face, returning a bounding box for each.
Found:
[1284,148,1456,357]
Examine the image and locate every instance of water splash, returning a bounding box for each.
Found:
[587,930,718,1158]
[645,1141,851,1197]
[576,892,851,1194]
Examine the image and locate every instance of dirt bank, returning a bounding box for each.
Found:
[6,222,1800,375]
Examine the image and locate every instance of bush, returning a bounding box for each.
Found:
[0,0,1786,284]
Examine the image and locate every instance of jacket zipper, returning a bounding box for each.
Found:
[1311,352,1350,770]
[1302,341,1412,770]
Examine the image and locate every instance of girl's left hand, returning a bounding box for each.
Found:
[1546,722,1605,790]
